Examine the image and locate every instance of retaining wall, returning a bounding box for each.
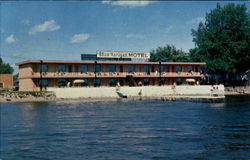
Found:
[48,85,224,99]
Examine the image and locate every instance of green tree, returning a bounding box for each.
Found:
[190,3,250,80]
[13,73,19,81]
[150,44,189,62]
[0,57,14,74]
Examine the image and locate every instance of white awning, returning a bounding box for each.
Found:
[73,79,85,83]
[186,79,196,82]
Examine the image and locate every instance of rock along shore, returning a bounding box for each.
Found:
[0,91,57,103]
[225,86,250,95]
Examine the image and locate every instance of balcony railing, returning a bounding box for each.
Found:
[20,71,202,79]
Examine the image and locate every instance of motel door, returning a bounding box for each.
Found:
[119,65,123,72]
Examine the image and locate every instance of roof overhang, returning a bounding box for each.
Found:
[15,60,206,66]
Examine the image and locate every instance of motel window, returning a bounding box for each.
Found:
[159,65,164,72]
[176,66,182,72]
[143,78,150,86]
[188,66,193,72]
[176,78,182,85]
[40,64,48,72]
[95,64,101,72]
[108,65,116,72]
[128,65,135,73]
[0,82,4,88]
[143,65,149,73]
[109,79,117,86]
[94,79,101,87]
[57,64,66,72]
[80,64,88,72]
[57,79,66,87]
[39,79,48,87]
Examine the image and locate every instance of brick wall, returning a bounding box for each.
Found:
[19,64,33,78]
[0,74,13,88]
[19,79,40,91]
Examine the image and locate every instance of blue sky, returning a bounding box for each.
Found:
[0,1,249,73]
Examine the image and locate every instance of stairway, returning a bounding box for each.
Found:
[127,75,137,86]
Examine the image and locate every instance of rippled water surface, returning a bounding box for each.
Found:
[1,96,250,160]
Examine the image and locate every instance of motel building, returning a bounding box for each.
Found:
[16,51,205,91]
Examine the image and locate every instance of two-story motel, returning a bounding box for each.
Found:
[16,51,205,91]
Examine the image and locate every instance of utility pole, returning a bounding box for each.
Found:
[40,60,43,91]
[94,61,97,87]
[159,61,162,86]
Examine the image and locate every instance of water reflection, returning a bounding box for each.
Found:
[210,103,225,108]
[1,96,250,160]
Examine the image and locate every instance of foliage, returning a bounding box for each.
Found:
[13,73,19,81]
[190,3,250,75]
[150,44,189,62]
[0,57,14,74]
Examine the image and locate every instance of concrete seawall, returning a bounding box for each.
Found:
[48,85,224,99]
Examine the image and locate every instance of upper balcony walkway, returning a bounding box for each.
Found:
[19,71,203,79]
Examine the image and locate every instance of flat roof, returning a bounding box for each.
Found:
[16,60,206,66]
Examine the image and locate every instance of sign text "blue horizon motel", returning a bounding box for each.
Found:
[96,51,150,59]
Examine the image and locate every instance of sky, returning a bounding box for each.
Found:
[0,1,249,73]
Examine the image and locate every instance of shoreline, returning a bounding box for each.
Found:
[225,92,250,96]
[225,86,250,95]
[1,87,249,103]
[0,95,229,103]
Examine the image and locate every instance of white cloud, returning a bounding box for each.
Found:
[21,19,30,25]
[102,0,111,4]
[114,34,122,37]
[28,20,60,35]
[11,63,17,68]
[102,0,153,7]
[5,34,16,43]
[71,33,90,43]
[187,17,205,25]
[125,34,145,39]
[165,26,173,33]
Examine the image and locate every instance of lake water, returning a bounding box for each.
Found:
[1,96,250,160]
